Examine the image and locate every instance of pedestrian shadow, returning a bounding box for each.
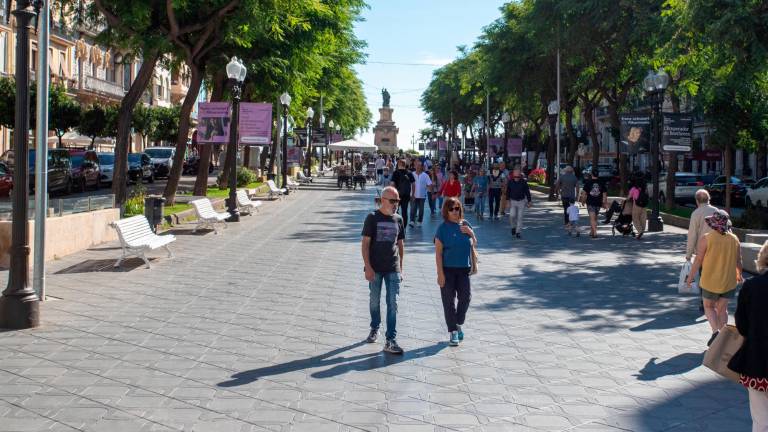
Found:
[629,310,707,332]
[634,352,705,381]
[218,341,445,386]
[311,342,446,378]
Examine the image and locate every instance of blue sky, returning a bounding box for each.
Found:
[354,1,506,149]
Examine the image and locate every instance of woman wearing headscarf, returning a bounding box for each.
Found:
[686,209,743,346]
[729,241,768,432]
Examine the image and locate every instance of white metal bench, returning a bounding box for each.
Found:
[267,180,287,200]
[297,171,313,184]
[110,215,176,269]
[236,189,263,215]
[286,177,300,192]
[190,198,229,234]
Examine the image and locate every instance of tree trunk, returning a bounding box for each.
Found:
[565,105,578,165]
[725,141,733,213]
[606,104,627,195]
[267,101,280,176]
[112,51,160,206]
[163,62,204,205]
[57,135,63,148]
[666,153,678,208]
[584,105,600,169]
[193,71,225,196]
[546,122,555,196]
[758,140,767,179]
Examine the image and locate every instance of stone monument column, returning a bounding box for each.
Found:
[373,88,399,154]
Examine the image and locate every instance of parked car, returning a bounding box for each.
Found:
[127,153,155,184]
[69,150,100,191]
[582,163,615,180]
[97,152,115,185]
[0,162,11,197]
[706,175,753,206]
[747,177,768,208]
[144,147,175,178]
[1,149,74,195]
[182,155,214,175]
[648,172,705,203]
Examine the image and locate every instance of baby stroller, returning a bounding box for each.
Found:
[612,200,635,237]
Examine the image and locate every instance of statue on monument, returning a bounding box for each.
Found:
[382,88,390,107]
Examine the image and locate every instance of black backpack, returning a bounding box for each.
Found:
[635,189,650,208]
[394,170,412,197]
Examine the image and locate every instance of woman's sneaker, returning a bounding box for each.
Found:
[449,331,460,346]
[456,325,464,341]
[384,339,404,354]
[366,329,378,343]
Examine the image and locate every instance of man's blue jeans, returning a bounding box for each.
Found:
[369,272,400,340]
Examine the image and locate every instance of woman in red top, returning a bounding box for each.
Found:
[441,171,462,198]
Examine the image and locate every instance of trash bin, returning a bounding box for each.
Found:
[144,196,165,233]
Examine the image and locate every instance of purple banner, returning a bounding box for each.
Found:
[331,133,343,143]
[239,103,272,145]
[488,138,504,158]
[507,138,522,156]
[438,140,447,151]
[197,102,231,143]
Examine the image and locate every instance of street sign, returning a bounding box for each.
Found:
[662,113,693,152]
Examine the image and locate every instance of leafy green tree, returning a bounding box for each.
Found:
[0,77,15,130]
[78,104,107,149]
[151,105,181,145]
[131,104,158,150]
[49,85,82,148]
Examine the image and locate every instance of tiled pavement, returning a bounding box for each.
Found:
[0,178,750,431]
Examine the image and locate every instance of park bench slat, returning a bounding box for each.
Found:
[110,215,176,269]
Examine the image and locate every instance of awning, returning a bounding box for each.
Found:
[48,132,114,147]
[328,139,377,152]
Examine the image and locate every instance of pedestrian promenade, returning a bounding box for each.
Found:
[0,179,750,431]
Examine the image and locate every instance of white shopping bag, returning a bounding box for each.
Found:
[678,261,700,294]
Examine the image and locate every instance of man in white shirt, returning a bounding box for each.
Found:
[409,160,432,227]
[686,189,717,312]
[375,156,386,185]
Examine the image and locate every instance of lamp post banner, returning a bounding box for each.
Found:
[507,138,523,156]
[438,140,447,151]
[239,102,272,145]
[489,138,504,158]
[287,137,301,165]
[619,113,651,155]
[197,102,231,143]
[662,113,693,152]
[331,133,343,143]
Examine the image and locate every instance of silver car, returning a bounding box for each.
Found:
[97,152,115,184]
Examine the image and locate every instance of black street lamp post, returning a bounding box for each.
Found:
[279,92,291,195]
[643,69,670,233]
[225,56,247,223]
[304,107,315,178]
[0,0,41,329]
[547,101,559,201]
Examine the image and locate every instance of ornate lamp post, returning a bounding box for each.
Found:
[280,91,291,194]
[1,0,42,329]
[547,101,559,200]
[323,120,334,171]
[304,107,315,177]
[224,57,247,222]
[643,69,670,232]
[457,123,466,166]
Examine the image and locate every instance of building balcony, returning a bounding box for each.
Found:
[81,75,125,99]
[170,80,189,104]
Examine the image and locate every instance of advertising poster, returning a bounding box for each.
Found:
[239,103,272,145]
[197,102,231,143]
[619,114,651,155]
[489,138,504,158]
[286,137,301,166]
[662,113,693,152]
[465,138,475,149]
[438,140,447,151]
[507,138,523,156]
[331,134,343,144]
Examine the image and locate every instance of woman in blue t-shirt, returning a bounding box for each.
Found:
[434,197,477,346]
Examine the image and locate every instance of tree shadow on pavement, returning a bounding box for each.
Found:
[634,352,705,381]
[218,342,445,386]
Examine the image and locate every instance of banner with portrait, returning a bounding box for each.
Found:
[488,138,503,158]
[507,138,523,157]
[197,102,231,143]
[619,114,651,155]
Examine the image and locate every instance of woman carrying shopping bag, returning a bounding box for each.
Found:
[434,197,477,347]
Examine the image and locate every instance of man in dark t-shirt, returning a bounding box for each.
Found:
[390,159,415,227]
[361,186,405,354]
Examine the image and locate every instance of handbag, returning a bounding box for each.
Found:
[702,325,743,382]
[677,261,699,294]
[469,246,478,276]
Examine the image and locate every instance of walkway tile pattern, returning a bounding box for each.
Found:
[0,179,751,431]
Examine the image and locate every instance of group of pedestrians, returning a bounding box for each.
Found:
[361,185,477,352]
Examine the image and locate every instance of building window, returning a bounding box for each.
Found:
[0,32,6,74]
[31,48,37,71]
[0,0,7,25]
[123,63,131,91]
[59,52,66,77]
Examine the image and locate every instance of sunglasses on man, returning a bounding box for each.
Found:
[384,198,400,205]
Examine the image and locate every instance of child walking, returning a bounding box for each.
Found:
[567,201,581,237]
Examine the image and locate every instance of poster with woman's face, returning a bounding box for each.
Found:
[619,114,651,155]
[197,102,231,143]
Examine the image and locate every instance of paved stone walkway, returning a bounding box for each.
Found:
[0,179,750,431]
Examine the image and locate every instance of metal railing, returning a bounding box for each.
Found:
[0,194,116,220]
[83,75,125,98]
